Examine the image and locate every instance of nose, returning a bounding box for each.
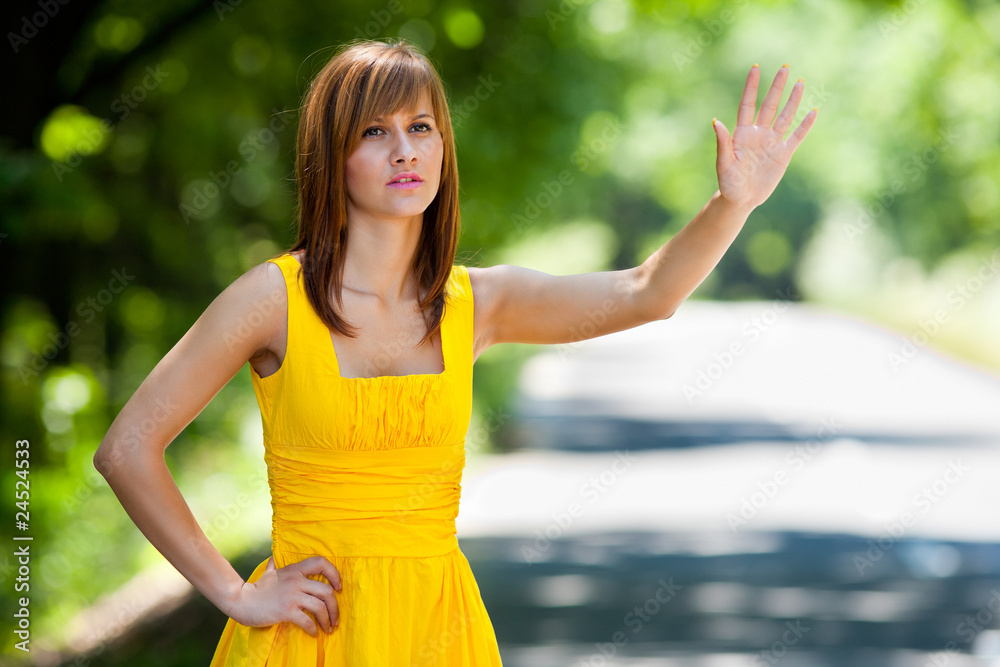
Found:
[392,132,418,164]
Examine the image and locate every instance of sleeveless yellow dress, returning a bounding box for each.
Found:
[209,252,503,666]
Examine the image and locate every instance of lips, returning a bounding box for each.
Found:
[387,172,422,185]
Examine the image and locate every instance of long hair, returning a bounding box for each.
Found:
[280,38,460,348]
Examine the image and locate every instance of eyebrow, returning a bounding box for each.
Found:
[373,113,434,122]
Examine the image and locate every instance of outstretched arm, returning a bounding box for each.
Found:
[472,64,816,352]
[635,63,817,319]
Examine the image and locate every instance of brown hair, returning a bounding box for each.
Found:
[279,38,460,348]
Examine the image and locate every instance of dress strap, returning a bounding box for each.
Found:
[444,265,473,377]
[264,253,314,368]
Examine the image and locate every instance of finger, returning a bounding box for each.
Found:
[302,577,338,625]
[773,78,805,138]
[308,556,343,592]
[265,556,275,572]
[785,108,818,154]
[754,64,790,129]
[298,593,333,633]
[324,595,340,630]
[301,577,335,598]
[293,556,343,598]
[298,571,336,632]
[713,117,735,176]
[736,64,760,127]
[291,608,319,637]
[314,582,340,628]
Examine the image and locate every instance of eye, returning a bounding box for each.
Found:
[362,122,433,138]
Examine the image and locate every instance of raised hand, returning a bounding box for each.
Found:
[225,555,343,636]
[712,64,817,211]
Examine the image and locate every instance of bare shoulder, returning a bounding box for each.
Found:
[466,263,570,354]
[464,265,497,306]
[465,263,531,309]
[242,257,290,372]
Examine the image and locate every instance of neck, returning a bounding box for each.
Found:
[340,209,424,304]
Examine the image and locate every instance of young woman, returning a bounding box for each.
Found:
[94,38,815,665]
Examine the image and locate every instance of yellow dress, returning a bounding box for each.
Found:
[210,252,503,666]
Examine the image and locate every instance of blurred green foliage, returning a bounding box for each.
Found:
[1,0,998,660]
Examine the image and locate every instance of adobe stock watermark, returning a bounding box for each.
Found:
[878,0,931,37]
[200,470,269,543]
[179,109,293,224]
[52,64,170,182]
[793,81,832,126]
[392,456,464,520]
[852,459,969,575]
[521,449,636,563]
[545,0,595,30]
[672,0,751,71]
[352,0,404,39]
[752,619,810,666]
[213,0,244,20]
[185,471,273,566]
[957,588,1000,646]
[8,0,71,54]
[554,291,625,361]
[577,577,684,666]
[571,116,624,172]
[921,588,1000,665]
[411,609,481,666]
[224,286,287,353]
[465,406,511,454]
[682,286,797,403]
[887,248,1000,371]
[843,126,959,243]
[326,325,438,379]
[510,116,623,235]
[727,415,843,531]
[450,74,500,129]
[19,268,136,384]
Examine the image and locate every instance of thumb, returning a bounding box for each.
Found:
[713,118,735,176]
[266,556,275,572]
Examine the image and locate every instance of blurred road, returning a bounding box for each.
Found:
[458,300,1000,665]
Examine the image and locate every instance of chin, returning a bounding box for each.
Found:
[384,205,432,220]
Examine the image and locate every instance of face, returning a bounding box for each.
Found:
[344,89,443,225]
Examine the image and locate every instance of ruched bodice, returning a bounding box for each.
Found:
[251,253,473,453]
[210,252,503,666]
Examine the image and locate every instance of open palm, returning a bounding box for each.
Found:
[712,64,817,210]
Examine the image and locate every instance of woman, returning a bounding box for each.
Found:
[94,38,815,665]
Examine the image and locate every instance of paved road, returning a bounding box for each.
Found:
[457,301,1000,664]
